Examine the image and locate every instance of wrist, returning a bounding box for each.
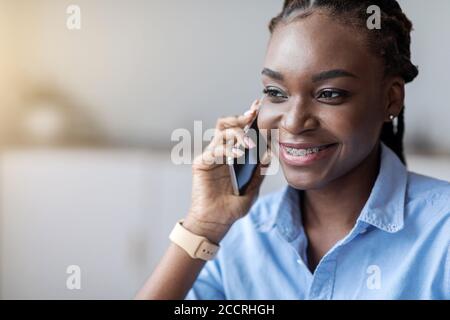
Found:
[183,214,232,244]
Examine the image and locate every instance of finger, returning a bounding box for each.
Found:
[216,99,260,130]
[201,129,245,165]
[260,149,272,168]
[223,127,248,149]
[193,139,226,168]
[250,98,262,112]
[213,126,253,149]
[216,114,255,130]
[210,144,244,165]
[193,144,217,168]
[242,100,262,133]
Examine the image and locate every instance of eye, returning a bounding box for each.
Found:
[262,87,287,100]
[317,89,348,99]
[316,89,349,103]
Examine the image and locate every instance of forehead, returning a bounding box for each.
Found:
[264,12,381,80]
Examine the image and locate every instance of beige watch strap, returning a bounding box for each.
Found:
[169,219,220,260]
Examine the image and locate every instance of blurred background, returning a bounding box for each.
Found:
[0,0,449,299]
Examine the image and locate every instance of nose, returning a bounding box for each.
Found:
[281,97,319,135]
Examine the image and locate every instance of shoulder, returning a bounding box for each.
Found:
[406,171,450,214]
[404,171,450,241]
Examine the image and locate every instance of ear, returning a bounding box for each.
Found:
[382,76,405,122]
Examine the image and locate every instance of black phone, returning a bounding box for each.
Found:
[228,116,265,196]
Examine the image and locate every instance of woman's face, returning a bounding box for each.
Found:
[259,11,397,190]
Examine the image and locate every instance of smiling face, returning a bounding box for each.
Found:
[259,11,402,190]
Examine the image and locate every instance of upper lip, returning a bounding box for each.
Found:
[279,142,337,149]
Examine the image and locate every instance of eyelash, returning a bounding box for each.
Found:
[318,90,345,99]
[262,87,286,99]
[262,87,349,103]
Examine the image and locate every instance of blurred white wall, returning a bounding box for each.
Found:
[1,0,449,151]
[1,0,280,148]
[0,149,286,299]
[398,0,450,152]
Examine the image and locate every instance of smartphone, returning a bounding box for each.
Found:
[228,115,265,196]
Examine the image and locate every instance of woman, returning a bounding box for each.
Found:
[137,0,449,299]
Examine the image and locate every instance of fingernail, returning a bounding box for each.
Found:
[252,100,262,111]
[261,151,272,166]
[244,109,256,117]
[244,136,256,149]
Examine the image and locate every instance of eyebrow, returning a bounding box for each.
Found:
[311,69,358,82]
[261,68,285,81]
[261,68,358,82]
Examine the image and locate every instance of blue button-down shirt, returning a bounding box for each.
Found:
[185,143,450,299]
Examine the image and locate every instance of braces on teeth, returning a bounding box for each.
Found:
[285,146,325,156]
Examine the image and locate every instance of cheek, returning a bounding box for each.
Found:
[257,104,284,130]
[325,107,383,168]
[328,102,383,144]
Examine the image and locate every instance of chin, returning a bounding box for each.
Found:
[281,164,332,190]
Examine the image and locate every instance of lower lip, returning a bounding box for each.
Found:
[279,143,338,166]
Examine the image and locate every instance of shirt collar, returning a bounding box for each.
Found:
[357,143,407,233]
[255,142,407,235]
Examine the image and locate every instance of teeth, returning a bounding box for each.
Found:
[285,146,323,156]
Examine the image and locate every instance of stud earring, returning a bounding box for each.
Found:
[389,114,398,134]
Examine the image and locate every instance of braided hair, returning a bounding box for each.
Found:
[268,0,419,164]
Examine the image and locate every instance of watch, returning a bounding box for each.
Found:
[169,219,220,260]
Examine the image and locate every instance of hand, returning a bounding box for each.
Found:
[184,99,269,242]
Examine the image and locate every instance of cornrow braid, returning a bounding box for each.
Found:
[268,0,419,164]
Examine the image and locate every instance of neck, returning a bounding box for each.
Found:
[301,143,381,232]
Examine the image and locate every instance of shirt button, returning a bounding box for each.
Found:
[296,259,302,265]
